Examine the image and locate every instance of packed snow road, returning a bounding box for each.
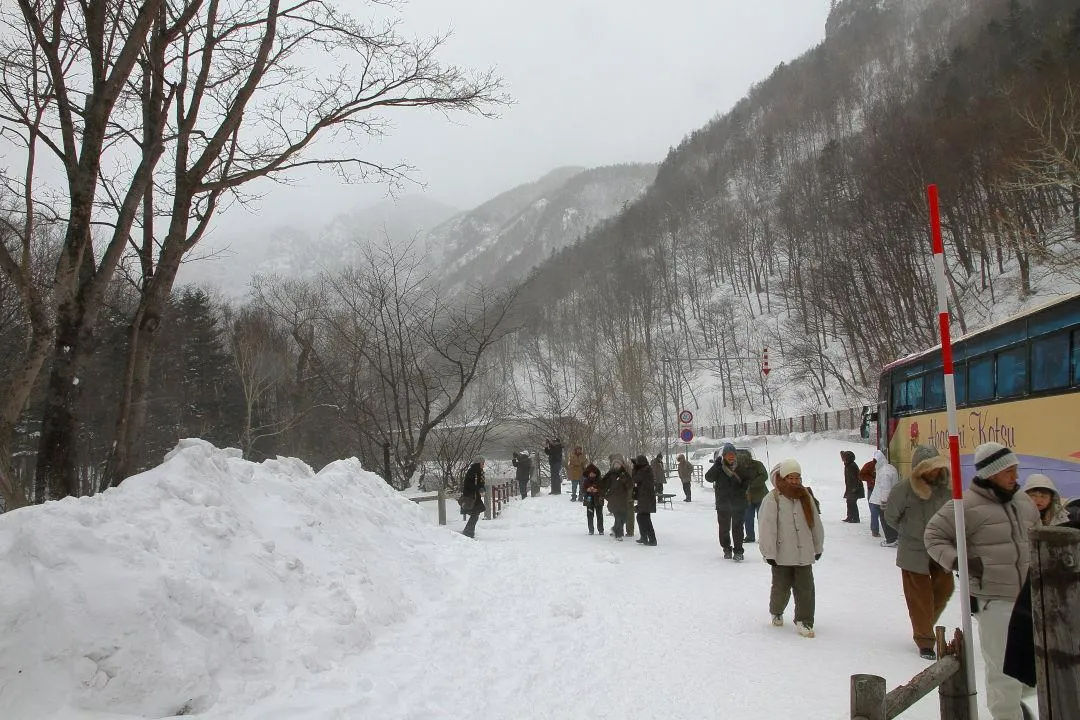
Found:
[0,436,996,720]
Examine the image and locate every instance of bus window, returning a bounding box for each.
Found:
[906,376,925,411]
[891,380,908,413]
[1029,302,1080,336]
[1031,333,1070,391]
[968,356,994,402]
[955,363,968,405]
[925,371,945,409]
[995,346,1027,398]
[1073,329,1080,385]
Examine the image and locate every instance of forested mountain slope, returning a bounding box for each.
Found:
[506,0,1080,444]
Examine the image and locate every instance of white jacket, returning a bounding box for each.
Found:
[869,449,898,506]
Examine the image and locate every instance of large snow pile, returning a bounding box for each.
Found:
[0,439,456,720]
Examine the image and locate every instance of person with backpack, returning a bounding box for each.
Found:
[740,449,770,543]
[460,456,487,539]
[581,463,605,536]
[705,443,751,561]
[758,458,824,638]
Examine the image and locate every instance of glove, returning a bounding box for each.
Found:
[815,553,822,561]
[766,559,777,566]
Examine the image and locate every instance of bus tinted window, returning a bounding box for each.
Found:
[969,356,994,402]
[1074,330,1080,384]
[996,346,1027,398]
[891,380,907,413]
[964,326,1026,358]
[1028,301,1080,337]
[955,363,968,405]
[906,376,925,411]
[1031,333,1070,391]
[924,371,945,409]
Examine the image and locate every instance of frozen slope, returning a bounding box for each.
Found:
[1,436,1009,719]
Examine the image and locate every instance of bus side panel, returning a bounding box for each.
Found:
[886,393,1080,500]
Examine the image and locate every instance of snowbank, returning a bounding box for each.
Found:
[0,439,457,720]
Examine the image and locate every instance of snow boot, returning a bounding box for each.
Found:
[723,549,733,560]
[796,621,815,638]
[771,615,784,627]
[919,648,937,660]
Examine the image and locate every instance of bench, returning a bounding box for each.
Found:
[659,493,676,509]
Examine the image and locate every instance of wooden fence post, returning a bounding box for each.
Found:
[850,674,886,720]
[937,626,973,720]
[437,487,447,525]
[1031,525,1080,720]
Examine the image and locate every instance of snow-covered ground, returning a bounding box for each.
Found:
[0,436,1018,719]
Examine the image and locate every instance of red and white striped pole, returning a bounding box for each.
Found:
[928,184,978,717]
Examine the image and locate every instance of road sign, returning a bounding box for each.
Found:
[679,427,694,442]
[678,409,693,424]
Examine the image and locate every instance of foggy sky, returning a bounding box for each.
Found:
[211,0,832,238]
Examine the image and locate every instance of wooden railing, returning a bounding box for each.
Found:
[409,478,517,526]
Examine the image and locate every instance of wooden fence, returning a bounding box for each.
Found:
[700,406,872,442]
[850,525,1080,719]
[410,478,517,526]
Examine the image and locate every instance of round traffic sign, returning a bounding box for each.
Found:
[679,427,694,442]
[678,409,694,424]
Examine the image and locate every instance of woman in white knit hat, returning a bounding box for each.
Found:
[758,458,824,638]
[924,441,1040,720]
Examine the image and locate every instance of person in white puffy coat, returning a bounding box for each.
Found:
[758,458,824,638]
[869,449,899,547]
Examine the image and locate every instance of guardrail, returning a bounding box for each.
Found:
[410,478,517,526]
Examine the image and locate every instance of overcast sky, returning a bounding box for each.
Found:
[212,0,832,238]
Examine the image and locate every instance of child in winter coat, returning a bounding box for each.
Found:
[758,458,824,638]
[1023,473,1070,526]
[581,463,605,535]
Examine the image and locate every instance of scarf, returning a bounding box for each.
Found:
[973,476,1019,504]
[775,475,815,529]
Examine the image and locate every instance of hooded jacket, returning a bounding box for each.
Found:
[841,451,864,500]
[677,457,694,482]
[924,482,1040,601]
[633,458,657,514]
[1023,474,1071,526]
[884,449,952,574]
[566,449,588,482]
[868,449,897,505]
[603,456,633,515]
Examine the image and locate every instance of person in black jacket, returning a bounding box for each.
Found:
[633,455,658,546]
[461,457,487,538]
[544,438,564,495]
[705,443,751,561]
[581,463,605,535]
[841,450,864,522]
[512,450,532,500]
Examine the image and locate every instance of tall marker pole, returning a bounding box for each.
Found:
[928,184,978,718]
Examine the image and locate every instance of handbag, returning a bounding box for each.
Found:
[458,494,476,513]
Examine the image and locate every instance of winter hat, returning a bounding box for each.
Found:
[472,455,485,465]
[722,443,737,457]
[911,445,949,476]
[973,442,1018,480]
[1023,473,1060,498]
[776,458,802,479]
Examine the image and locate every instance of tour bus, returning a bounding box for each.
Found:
[876,291,1080,500]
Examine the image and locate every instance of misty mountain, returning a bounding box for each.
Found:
[424,164,658,293]
[186,194,459,295]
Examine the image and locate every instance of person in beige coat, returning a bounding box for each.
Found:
[1022,473,1070,526]
[566,446,589,502]
[884,445,954,659]
[924,442,1040,720]
[758,458,824,638]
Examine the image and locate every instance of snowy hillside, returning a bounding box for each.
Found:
[0,435,1030,719]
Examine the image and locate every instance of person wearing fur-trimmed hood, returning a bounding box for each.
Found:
[1022,473,1070,526]
[884,445,954,659]
[758,458,824,639]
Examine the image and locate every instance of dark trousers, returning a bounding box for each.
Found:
[550,465,562,493]
[587,505,605,534]
[636,512,657,543]
[570,479,579,500]
[682,481,692,501]
[518,479,528,500]
[870,502,882,535]
[612,512,627,538]
[769,564,816,626]
[845,498,861,522]
[744,501,762,540]
[463,510,481,538]
[716,507,744,553]
[880,510,898,543]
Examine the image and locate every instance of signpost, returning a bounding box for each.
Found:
[678,409,693,424]
[679,427,694,443]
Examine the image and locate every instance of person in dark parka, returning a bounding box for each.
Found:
[842,450,865,522]
[581,463,605,536]
[740,449,770,543]
[544,438,564,494]
[706,443,751,561]
[632,454,658,546]
[512,450,532,500]
[1003,516,1080,688]
[650,453,666,502]
[461,457,487,538]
